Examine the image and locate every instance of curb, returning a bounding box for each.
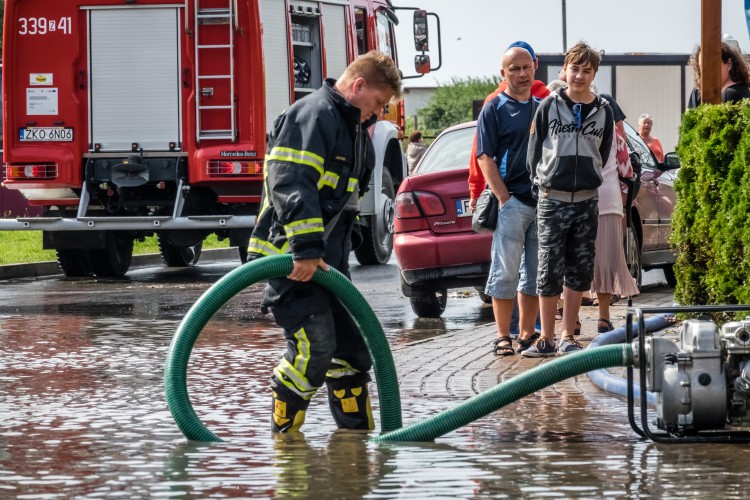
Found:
[0,247,240,280]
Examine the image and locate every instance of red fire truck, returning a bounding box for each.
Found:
[1,0,440,277]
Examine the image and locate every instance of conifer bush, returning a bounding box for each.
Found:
[672,102,750,305]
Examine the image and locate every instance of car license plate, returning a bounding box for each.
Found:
[19,127,74,142]
[455,198,472,217]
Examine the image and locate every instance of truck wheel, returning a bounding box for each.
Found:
[663,264,677,288]
[56,249,94,278]
[238,246,248,264]
[355,170,395,265]
[158,234,203,267]
[624,225,642,289]
[409,289,448,318]
[91,232,133,277]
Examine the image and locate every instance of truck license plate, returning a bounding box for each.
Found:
[19,127,74,142]
[455,198,472,217]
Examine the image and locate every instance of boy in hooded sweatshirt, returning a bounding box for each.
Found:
[524,42,614,357]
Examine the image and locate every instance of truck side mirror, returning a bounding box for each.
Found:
[415,54,431,74]
[413,10,428,52]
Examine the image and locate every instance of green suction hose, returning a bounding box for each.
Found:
[164,254,402,442]
[371,344,633,443]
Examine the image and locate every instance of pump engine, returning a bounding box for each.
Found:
[642,316,750,435]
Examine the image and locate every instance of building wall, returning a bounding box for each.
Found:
[402,87,435,117]
[615,66,684,153]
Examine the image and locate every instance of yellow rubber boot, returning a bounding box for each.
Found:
[272,391,308,433]
[326,382,374,430]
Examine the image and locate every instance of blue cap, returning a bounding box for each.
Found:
[507,40,536,61]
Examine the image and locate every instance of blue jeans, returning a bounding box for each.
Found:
[485,196,539,300]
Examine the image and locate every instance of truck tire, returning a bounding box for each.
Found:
[409,289,448,318]
[355,169,395,265]
[91,232,134,277]
[158,234,203,267]
[56,249,94,278]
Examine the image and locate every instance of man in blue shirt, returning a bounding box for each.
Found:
[475,41,541,356]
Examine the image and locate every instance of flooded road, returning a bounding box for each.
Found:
[2,259,749,498]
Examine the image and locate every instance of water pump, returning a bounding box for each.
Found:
[628,305,750,443]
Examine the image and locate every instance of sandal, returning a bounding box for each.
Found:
[515,332,540,353]
[597,318,614,333]
[492,336,515,356]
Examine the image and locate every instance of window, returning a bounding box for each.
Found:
[289,5,322,101]
[375,10,394,58]
[354,8,368,55]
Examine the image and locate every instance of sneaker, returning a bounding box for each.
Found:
[557,336,584,355]
[521,338,556,358]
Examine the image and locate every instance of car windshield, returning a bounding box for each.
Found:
[416,126,476,174]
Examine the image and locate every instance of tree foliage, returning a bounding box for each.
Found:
[410,76,499,138]
[672,101,750,307]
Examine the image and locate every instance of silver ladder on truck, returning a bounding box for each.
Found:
[194,0,237,141]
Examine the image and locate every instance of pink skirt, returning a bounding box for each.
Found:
[590,214,640,297]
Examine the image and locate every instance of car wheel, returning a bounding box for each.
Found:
[475,288,492,304]
[624,224,642,289]
[409,289,448,318]
[663,264,677,288]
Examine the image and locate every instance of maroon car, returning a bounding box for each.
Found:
[394,120,679,318]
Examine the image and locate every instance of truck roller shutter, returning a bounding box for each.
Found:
[260,0,291,132]
[88,8,181,151]
[321,4,347,80]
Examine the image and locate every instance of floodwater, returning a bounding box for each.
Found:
[2,262,750,498]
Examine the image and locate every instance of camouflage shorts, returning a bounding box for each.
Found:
[536,197,598,296]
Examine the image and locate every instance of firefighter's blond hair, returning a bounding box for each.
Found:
[341,51,402,101]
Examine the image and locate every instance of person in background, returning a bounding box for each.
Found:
[590,127,640,333]
[549,75,628,318]
[525,41,614,357]
[546,79,567,93]
[468,41,550,210]
[688,38,750,108]
[638,114,664,162]
[469,40,549,341]
[475,43,541,356]
[248,51,401,432]
[406,130,427,174]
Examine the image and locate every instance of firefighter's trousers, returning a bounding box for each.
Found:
[267,281,373,432]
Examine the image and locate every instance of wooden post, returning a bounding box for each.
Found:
[700,0,722,104]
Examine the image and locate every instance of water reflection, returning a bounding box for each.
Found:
[3,265,750,497]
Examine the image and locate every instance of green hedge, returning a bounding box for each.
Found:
[672,102,750,305]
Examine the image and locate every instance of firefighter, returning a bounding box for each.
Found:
[248,51,402,432]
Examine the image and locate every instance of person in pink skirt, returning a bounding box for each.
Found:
[591,126,640,332]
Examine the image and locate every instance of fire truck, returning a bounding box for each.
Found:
[1,0,440,277]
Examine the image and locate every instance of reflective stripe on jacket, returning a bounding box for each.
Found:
[249,79,375,261]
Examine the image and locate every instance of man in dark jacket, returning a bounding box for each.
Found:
[248,51,401,432]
